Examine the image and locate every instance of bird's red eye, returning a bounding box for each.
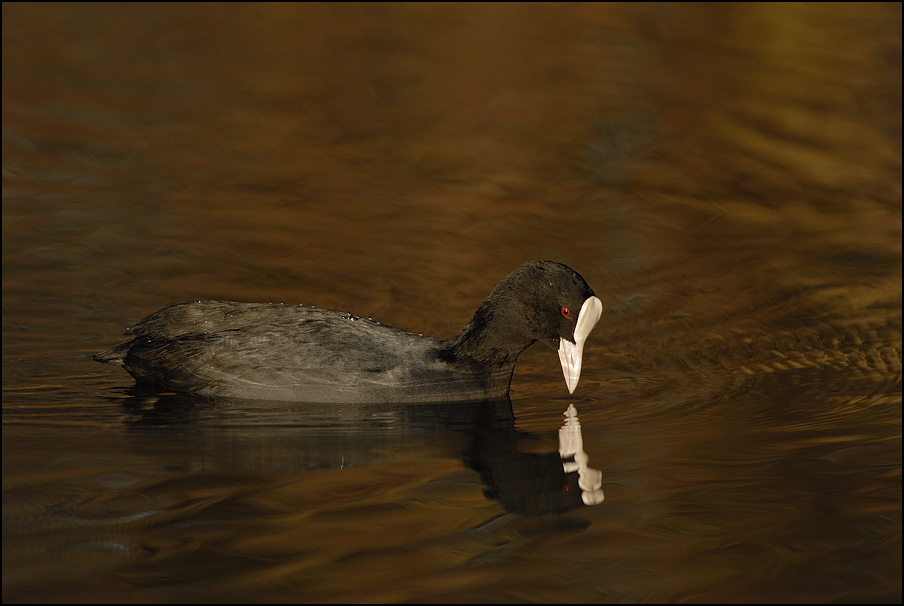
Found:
[561,307,571,318]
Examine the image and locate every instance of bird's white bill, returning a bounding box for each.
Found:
[558,295,602,393]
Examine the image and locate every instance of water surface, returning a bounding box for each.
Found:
[3,3,901,603]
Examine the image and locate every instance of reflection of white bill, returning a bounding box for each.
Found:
[559,403,605,506]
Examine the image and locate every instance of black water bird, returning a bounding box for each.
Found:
[94,261,602,403]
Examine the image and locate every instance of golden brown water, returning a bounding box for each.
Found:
[3,3,901,603]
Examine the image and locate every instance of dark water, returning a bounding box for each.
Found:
[2,3,901,603]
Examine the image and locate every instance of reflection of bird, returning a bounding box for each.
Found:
[559,403,605,505]
[468,403,604,516]
[94,261,602,403]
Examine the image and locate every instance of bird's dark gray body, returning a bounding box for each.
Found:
[94,261,602,403]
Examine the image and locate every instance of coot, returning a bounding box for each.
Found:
[94,261,602,403]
